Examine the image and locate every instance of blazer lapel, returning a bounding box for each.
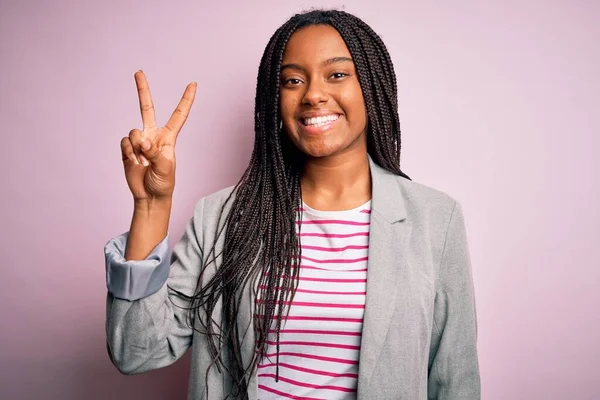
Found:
[357,158,412,394]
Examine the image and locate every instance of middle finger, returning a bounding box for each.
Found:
[164,82,197,141]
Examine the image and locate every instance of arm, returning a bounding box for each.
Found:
[428,201,481,399]
[104,197,206,375]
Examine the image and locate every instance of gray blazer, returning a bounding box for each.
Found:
[104,157,481,399]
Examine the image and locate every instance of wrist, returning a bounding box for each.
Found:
[134,197,173,212]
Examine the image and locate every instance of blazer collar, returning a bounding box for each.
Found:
[368,155,408,224]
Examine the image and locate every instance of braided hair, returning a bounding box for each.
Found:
[171,8,411,398]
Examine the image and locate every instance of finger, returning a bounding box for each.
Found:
[139,154,149,167]
[134,70,157,131]
[140,136,171,174]
[164,82,197,141]
[128,129,144,165]
[121,137,140,165]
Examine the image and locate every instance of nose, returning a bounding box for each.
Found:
[302,78,329,106]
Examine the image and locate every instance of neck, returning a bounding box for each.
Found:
[300,148,372,211]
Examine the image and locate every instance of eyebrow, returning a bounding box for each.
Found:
[280,56,354,72]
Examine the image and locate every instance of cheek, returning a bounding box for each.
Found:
[280,91,298,113]
[279,98,299,141]
[341,87,367,127]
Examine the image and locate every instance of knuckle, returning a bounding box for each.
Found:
[175,108,188,117]
[140,139,154,154]
[129,129,141,139]
[121,138,133,151]
[140,103,154,112]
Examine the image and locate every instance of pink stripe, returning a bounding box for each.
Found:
[360,209,371,214]
[264,351,358,365]
[256,315,363,323]
[258,362,359,379]
[299,232,369,238]
[300,255,368,264]
[301,244,368,252]
[270,329,362,337]
[258,300,364,309]
[258,374,356,393]
[299,265,368,272]
[263,273,366,283]
[296,219,369,226]
[258,384,325,400]
[265,340,360,350]
[258,285,366,295]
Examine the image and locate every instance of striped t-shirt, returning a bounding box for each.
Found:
[257,200,372,400]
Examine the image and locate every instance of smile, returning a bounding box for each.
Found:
[302,114,340,126]
[299,114,342,135]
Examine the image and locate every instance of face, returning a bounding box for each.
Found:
[279,25,368,159]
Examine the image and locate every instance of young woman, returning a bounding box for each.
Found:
[105,9,480,400]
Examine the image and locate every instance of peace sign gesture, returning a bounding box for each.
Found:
[121,71,197,202]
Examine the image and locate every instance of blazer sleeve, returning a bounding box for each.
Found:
[428,201,481,399]
[105,231,171,301]
[103,197,206,375]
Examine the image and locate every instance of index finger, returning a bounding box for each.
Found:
[164,82,197,138]
[134,70,157,131]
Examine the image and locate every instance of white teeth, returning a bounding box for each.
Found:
[303,114,339,126]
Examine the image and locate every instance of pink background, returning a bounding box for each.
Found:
[1,0,598,399]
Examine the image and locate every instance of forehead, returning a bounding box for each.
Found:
[282,25,351,63]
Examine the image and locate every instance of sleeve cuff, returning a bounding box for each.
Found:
[104,231,171,301]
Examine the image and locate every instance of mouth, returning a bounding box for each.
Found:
[298,113,342,135]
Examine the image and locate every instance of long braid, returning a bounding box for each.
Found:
[168,8,411,399]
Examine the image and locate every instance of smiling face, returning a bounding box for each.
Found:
[279,24,368,159]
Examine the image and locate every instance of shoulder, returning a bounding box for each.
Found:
[187,186,237,247]
[398,176,459,216]
[393,176,469,271]
[392,175,464,236]
[192,185,236,220]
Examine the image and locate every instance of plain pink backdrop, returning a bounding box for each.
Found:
[1,0,598,399]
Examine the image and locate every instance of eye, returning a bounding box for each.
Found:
[330,72,349,80]
[282,78,303,86]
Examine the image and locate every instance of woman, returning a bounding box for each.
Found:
[105,9,480,400]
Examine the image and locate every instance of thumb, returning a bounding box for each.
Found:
[140,137,171,174]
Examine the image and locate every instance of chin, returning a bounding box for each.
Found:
[298,142,344,158]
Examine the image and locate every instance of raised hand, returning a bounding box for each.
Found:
[120,71,197,203]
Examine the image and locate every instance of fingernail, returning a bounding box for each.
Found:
[141,139,150,150]
[140,155,149,167]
